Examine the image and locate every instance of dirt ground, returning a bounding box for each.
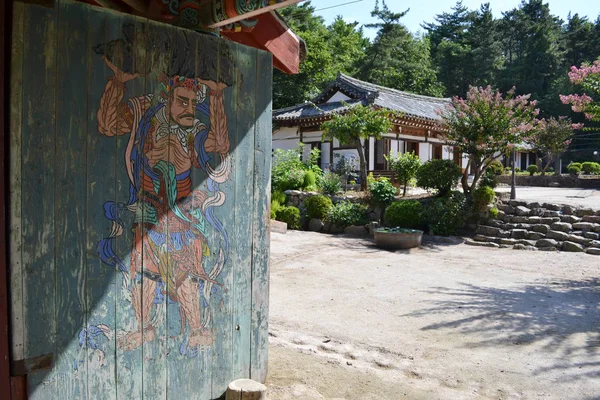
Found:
[265,231,600,400]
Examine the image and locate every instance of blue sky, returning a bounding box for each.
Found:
[312,0,600,39]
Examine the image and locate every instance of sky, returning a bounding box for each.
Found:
[312,0,600,39]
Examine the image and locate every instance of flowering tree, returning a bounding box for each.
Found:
[441,86,542,194]
[560,60,600,122]
[525,117,582,174]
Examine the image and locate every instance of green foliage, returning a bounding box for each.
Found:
[275,206,301,230]
[581,162,600,174]
[487,160,504,176]
[423,191,467,236]
[325,201,369,228]
[472,186,495,211]
[527,164,538,175]
[304,195,333,220]
[489,207,499,219]
[569,162,582,170]
[271,148,305,192]
[270,199,282,220]
[526,117,577,173]
[567,164,581,174]
[320,172,342,195]
[384,200,424,229]
[303,170,317,190]
[368,177,397,207]
[479,169,499,189]
[386,151,422,196]
[272,190,287,206]
[515,167,521,173]
[416,159,462,196]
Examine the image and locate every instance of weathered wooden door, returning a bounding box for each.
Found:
[9,1,271,398]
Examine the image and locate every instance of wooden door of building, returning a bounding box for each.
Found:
[8,1,271,398]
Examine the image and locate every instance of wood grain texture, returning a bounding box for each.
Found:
[250,49,272,384]
[20,4,58,398]
[9,0,25,364]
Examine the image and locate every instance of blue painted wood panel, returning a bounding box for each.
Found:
[10,1,272,399]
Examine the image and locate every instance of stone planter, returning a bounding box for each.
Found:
[374,228,423,250]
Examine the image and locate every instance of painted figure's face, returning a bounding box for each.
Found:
[169,86,198,128]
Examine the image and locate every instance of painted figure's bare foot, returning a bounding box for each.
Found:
[188,329,213,348]
[118,326,155,351]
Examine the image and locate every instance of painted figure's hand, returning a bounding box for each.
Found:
[197,79,227,93]
[103,56,140,83]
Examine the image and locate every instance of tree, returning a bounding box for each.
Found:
[386,151,421,196]
[321,105,393,191]
[526,117,582,173]
[560,60,600,123]
[441,86,542,194]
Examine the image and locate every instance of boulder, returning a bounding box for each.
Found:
[517,239,537,247]
[543,203,562,211]
[595,225,600,233]
[527,216,542,224]
[551,222,572,232]
[499,238,518,245]
[270,219,288,234]
[465,239,500,248]
[344,225,368,237]
[498,204,516,214]
[497,210,507,221]
[508,200,528,207]
[330,224,345,234]
[486,219,504,228]
[474,234,497,243]
[562,241,585,252]
[573,222,594,231]
[541,217,561,225]
[531,224,551,234]
[536,238,558,248]
[308,218,324,232]
[547,230,570,241]
[562,205,575,215]
[476,225,502,237]
[529,208,546,217]
[528,202,542,209]
[560,215,581,224]
[586,247,600,255]
[543,210,560,217]
[498,230,512,239]
[538,247,558,252]
[576,208,595,217]
[516,223,532,230]
[515,206,531,216]
[510,229,528,239]
[582,215,600,224]
[526,232,545,240]
[512,216,529,223]
[513,244,537,251]
[584,232,599,240]
[567,234,592,246]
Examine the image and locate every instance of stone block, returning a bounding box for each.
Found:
[541,217,561,225]
[536,238,558,248]
[308,218,324,232]
[498,230,512,238]
[344,225,368,237]
[476,225,502,237]
[497,210,506,221]
[538,247,558,252]
[543,210,560,217]
[526,232,545,240]
[584,232,599,240]
[513,244,537,251]
[498,204,515,214]
[529,208,546,217]
[499,238,517,245]
[560,215,581,224]
[562,205,575,215]
[527,216,542,224]
[551,222,572,232]
[486,219,504,228]
[511,229,528,239]
[528,202,542,209]
[582,215,600,224]
[586,247,600,255]
[516,223,532,230]
[590,240,600,248]
[595,225,600,233]
[270,219,288,234]
[512,216,530,223]
[532,224,550,234]
[517,239,537,247]
[509,200,528,207]
[547,230,570,241]
[576,208,595,217]
[567,234,592,246]
[573,222,594,231]
[515,206,531,216]
[543,203,562,211]
[562,241,585,252]
[504,223,518,230]
[465,239,500,248]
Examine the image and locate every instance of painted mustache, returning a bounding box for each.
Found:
[179,113,195,119]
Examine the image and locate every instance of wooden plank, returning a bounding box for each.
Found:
[54,3,90,398]
[9,0,25,365]
[250,49,272,383]
[230,42,255,385]
[85,6,118,399]
[20,3,58,397]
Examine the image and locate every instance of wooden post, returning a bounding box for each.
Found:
[226,379,267,400]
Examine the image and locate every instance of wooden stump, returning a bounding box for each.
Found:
[225,379,267,400]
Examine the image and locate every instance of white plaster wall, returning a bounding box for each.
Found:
[327,91,351,103]
[302,144,312,162]
[272,127,300,152]
[301,131,323,141]
[369,137,375,170]
[443,145,453,160]
[419,142,431,163]
[389,139,399,158]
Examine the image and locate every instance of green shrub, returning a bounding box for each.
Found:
[416,159,462,196]
[472,186,495,211]
[480,169,498,189]
[568,164,581,174]
[527,164,538,176]
[304,195,333,220]
[325,201,369,228]
[515,167,521,173]
[548,167,554,173]
[384,200,424,229]
[423,191,467,236]
[274,168,305,192]
[569,162,582,170]
[489,207,499,219]
[270,199,282,220]
[275,206,301,230]
[272,190,287,205]
[369,177,397,207]
[487,160,504,176]
[386,151,421,196]
[303,170,317,190]
[320,172,342,195]
[504,166,511,173]
[581,162,600,174]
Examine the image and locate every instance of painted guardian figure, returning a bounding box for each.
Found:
[96,55,231,354]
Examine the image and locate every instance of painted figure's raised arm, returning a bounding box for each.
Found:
[97,56,147,136]
[200,80,230,154]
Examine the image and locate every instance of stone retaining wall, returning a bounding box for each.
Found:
[468,199,600,255]
[497,174,600,188]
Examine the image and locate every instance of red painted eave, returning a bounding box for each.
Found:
[221,11,305,75]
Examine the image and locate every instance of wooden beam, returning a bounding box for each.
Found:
[209,0,301,28]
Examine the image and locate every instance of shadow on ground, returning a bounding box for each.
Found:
[404,279,600,381]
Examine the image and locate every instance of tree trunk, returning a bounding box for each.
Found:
[403,182,407,197]
[357,139,368,191]
[461,159,471,194]
[554,156,561,175]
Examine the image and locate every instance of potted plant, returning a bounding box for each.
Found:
[374,227,423,250]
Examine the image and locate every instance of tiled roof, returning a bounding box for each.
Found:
[273,73,451,123]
